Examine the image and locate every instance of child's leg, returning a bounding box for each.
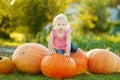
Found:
[55,49,64,54]
[70,42,78,53]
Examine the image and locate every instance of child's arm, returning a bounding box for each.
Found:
[48,31,56,54]
[64,32,71,57]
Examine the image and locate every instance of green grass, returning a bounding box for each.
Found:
[0,34,120,80]
[0,71,120,80]
[72,34,120,55]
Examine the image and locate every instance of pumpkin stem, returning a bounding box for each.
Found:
[0,56,2,60]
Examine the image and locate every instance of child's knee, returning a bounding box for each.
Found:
[71,42,78,53]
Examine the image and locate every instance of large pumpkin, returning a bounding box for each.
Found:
[87,49,120,74]
[71,48,88,74]
[0,57,14,74]
[41,53,76,78]
[12,43,49,74]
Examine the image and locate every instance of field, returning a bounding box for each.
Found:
[0,71,120,80]
[0,34,120,80]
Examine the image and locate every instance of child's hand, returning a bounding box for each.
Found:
[63,53,70,57]
[49,52,55,55]
[49,48,56,55]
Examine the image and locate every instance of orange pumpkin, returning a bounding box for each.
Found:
[41,53,76,78]
[71,48,88,74]
[0,57,14,74]
[87,49,120,74]
[12,43,49,74]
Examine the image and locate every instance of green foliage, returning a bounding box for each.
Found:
[0,0,71,40]
[78,0,112,34]
[109,0,120,7]
[0,0,17,38]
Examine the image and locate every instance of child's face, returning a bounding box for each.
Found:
[54,20,67,30]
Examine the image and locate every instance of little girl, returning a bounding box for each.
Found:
[48,14,78,57]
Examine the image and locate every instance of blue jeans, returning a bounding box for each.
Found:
[55,42,78,54]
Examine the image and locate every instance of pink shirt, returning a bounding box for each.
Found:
[52,29,70,50]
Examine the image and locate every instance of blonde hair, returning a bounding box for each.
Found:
[53,14,68,26]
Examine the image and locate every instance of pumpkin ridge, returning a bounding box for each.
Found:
[41,53,76,78]
[12,43,48,74]
[87,49,120,74]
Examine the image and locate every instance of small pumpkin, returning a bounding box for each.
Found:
[41,53,76,78]
[12,43,49,74]
[0,56,14,74]
[87,49,120,74]
[71,48,88,74]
